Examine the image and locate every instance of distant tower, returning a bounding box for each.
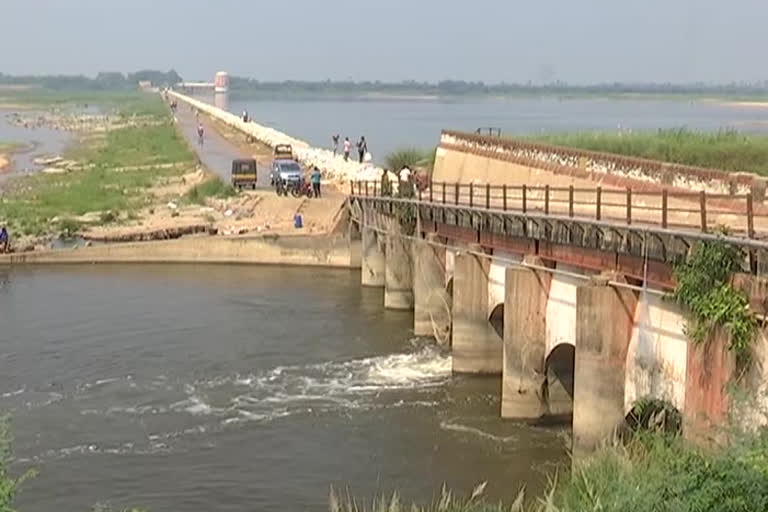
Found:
[214,71,229,94]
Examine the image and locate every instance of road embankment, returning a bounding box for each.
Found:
[168,91,384,183]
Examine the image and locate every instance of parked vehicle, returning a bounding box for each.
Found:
[230,158,258,190]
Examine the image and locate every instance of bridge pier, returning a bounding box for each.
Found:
[452,244,502,374]
[384,226,414,310]
[361,224,385,287]
[573,276,636,458]
[502,257,550,419]
[413,233,451,344]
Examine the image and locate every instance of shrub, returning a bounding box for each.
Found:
[184,177,237,205]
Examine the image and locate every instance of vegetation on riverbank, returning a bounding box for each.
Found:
[0,417,36,512]
[0,96,195,237]
[385,148,435,172]
[0,89,170,117]
[184,176,237,205]
[5,71,768,102]
[527,128,768,175]
[337,429,768,512]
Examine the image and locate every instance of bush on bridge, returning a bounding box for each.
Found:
[671,235,757,371]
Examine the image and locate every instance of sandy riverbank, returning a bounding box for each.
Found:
[721,100,768,109]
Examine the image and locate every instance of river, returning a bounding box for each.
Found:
[0,265,566,512]
[224,96,768,161]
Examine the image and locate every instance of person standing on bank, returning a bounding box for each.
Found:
[311,166,322,198]
[357,136,368,163]
[343,137,351,161]
[332,134,340,156]
[0,226,9,254]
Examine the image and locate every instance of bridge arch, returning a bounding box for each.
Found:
[488,303,504,339]
[544,342,575,418]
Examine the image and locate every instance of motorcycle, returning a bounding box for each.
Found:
[276,179,313,198]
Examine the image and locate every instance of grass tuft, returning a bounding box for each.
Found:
[184,176,237,205]
[527,127,768,175]
[385,148,435,172]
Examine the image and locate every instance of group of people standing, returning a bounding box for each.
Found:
[332,135,368,163]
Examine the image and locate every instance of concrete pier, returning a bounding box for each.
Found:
[452,244,502,374]
[573,277,636,457]
[384,227,414,310]
[361,226,385,287]
[502,259,550,419]
[413,233,451,343]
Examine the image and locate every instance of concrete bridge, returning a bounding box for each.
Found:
[347,187,768,455]
[162,88,768,453]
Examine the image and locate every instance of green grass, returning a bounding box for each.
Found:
[385,147,436,171]
[69,122,194,168]
[0,89,166,113]
[184,176,237,205]
[548,432,768,512]
[337,429,768,512]
[0,161,189,236]
[0,95,195,237]
[526,128,768,175]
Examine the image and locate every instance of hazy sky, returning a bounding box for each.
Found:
[3,0,766,84]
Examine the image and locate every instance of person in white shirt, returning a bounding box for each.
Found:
[343,137,351,161]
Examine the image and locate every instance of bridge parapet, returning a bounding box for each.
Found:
[350,190,768,288]
[438,130,768,199]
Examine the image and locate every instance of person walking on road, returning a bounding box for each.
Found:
[343,137,351,161]
[332,134,340,156]
[311,166,322,198]
[357,136,368,163]
[197,123,205,147]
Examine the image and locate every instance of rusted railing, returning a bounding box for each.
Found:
[350,180,764,238]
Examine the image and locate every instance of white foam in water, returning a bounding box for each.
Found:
[216,346,451,423]
[440,421,518,444]
[0,387,25,399]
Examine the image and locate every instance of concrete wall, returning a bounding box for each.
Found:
[384,225,414,310]
[488,251,521,314]
[684,329,735,446]
[413,233,451,343]
[625,293,688,414]
[435,131,766,197]
[544,265,581,356]
[573,281,636,457]
[0,234,360,268]
[452,245,502,374]
[361,226,385,286]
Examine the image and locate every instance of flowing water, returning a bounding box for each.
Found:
[0,265,567,512]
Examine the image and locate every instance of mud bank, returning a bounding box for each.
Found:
[0,232,361,268]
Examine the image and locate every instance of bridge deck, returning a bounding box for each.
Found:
[350,189,768,285]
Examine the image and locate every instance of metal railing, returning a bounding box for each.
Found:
[349,180,764,238]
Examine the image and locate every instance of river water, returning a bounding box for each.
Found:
[226,96,768,161]
[0,265,566,512]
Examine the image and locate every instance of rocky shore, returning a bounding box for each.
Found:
[5,111,164,133]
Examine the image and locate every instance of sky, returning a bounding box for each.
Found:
[2,0,766,84]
